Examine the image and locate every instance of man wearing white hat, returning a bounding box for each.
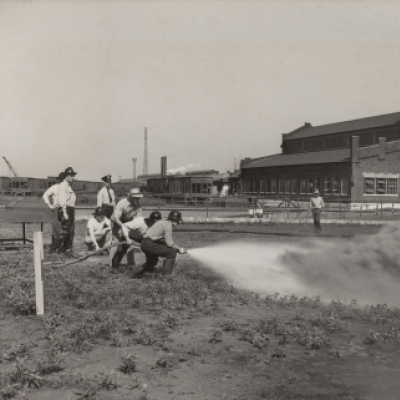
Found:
[110,187,144,272]
[309,190,325,233]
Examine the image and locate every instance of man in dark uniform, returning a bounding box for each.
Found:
[97,175,116,219]
[131,210,186,278]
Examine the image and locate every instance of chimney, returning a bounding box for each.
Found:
[351,136,360,163]
[161,156,167,177]
[378,137,386,161]
[304,122,312,127]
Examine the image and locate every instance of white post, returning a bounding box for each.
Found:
[34,231,44,316]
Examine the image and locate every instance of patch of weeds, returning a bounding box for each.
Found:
[8,357,43,389]
[364,329,379,345]
[294,327,330,350]
[209,327,223,343]
[2,342,33,362]
[36,352,65,375]
[118,354,137,375]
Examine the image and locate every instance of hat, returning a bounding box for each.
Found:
[57,172,65,181]
[167,210,183,224]
[128,188,144,198]
[314,190,320,194]
[101,175,111,183]
[64,167,77,176]
[92,207,103,216]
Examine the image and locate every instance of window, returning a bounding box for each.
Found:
[279,179,284,193]
[341,178,349,196]
[285,179,291,194]
[304,139,322,151]
[332,178,340,196]
[308,178,314,194]
[266,179,271,193]
[364,178,398,195]
[314,178,320,193]
[324,178,331,195]
[271,179,277,193]
[291,178,297,194]
[254,180,259,193]
[300,178,307,194]
[360,132,374,146]
[325,135,347,149]
[260,179,265,193]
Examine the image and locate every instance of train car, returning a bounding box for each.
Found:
[147,175,213,202]
[10,177,47,196]
[0,176,11,194]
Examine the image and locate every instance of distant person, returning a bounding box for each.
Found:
[310,190,325,233]
[51,167,77,255]
[42,172,64,246]
[97,174,116,219]
[110,188,144,273]
[84,207,112,251]
[131,211,186,278]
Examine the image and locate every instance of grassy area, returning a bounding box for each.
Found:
[0,225,400,399]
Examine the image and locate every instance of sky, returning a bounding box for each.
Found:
[1,0,400,180]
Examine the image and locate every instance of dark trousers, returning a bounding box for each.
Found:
[51,208,61,244]
[101,204,114,219]
[140,238,178,269]
[51,207,75,251]
[313,209,322,232]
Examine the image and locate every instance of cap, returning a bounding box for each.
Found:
[128,188,144,198]
[57,172,65,181]
[101,175,111,183]
[64,167,77,176]
[167,210,183,224]
[92,206,103,216]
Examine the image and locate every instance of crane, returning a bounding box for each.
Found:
[2,156,18,177]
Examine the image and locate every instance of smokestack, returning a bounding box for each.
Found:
[161,156,167,177]
[143,127,148,177]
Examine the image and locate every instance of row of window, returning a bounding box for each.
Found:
[285,130,400,154]
[364,178,397,195]
[191,183,212,194]
[244,177,349,196]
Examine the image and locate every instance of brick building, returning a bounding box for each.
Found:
[241,111,400,204]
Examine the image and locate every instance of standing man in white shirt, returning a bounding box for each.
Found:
[309,190,325,233]
[51,167,77,255]
[97,175,116,219]
[110,188,143,273]
[85,207,112,251]
[43,172,64,246]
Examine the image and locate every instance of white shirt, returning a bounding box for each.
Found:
[57,180,76,209]
[310,196,325,209]
[43,184,59,208]
[113,198,142,222]
[87,216,111,236]
[97,186,116,208]
[122,217,148,240]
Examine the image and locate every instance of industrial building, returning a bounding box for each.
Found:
[241,111,400,204]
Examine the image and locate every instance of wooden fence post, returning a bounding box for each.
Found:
[34,232,44,316]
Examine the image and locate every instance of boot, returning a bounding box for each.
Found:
[162,258,175,276]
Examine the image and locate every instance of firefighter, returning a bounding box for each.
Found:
[42,172,64,247]
[97,175,116,219]
[131,210,186,278]
[51,167,77,255]
[84,207,112,251]
[110,188,144,273]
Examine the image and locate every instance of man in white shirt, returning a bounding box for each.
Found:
[97,175,116,219]
[85,207,112,251]
[110,188,143,272]
[43,172,64,246]
[51,167,77,254]
[309,190,325,233]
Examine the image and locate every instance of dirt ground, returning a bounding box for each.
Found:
[1,222,400,400]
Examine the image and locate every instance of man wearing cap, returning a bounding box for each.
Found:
[51,167,77,254]
[97,175,116,219]
[310,190,325,233]
[85,207,112,251]
[131,210,186,278]
[110,188,144,272]
[42,172,64,247]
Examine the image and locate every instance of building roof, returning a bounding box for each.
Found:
[284,111,400,140]
[242,148,350,169]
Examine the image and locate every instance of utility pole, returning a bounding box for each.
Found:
[143,127,148,181]
[132,158,137,181]
[2,156,18,177]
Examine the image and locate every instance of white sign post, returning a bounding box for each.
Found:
[34,231,44,316]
